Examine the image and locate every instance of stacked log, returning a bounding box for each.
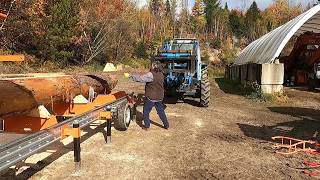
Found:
[0,73,117,117]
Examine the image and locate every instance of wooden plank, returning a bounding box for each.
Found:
[0,73,67,80]
[0,55,25,62]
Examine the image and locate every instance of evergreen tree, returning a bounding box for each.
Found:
[229,10,245,38]
[203,0,220,32]
[43,0,82,64]
[165,0,171,16]
[246,1,260,22]
[245,1,261,41]
[224,2,228,10]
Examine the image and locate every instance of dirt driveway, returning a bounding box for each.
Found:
[2,73,320,179]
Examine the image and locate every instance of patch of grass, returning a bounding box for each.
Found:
[120,58,150,69]
[208,65,225,79]
[244,82,272,102]
[215,78,278,103]
[81,63,105,72]
[0,60,108,74]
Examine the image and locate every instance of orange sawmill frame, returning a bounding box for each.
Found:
[2,91,127,139]
[0,54,25,62]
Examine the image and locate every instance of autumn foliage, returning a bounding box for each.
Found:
[0,0,306,66]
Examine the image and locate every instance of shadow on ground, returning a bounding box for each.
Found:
[135,110,164,129]
[238,107,320,142]
[215,78,243,95]
[288,86,320,93]
[163,96,200,107]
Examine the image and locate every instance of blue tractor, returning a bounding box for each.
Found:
[154,38,210,107]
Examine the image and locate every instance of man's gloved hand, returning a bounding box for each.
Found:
[124,73,130,78]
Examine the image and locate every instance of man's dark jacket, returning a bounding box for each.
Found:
[145,70,164,101]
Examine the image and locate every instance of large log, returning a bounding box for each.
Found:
[0,73,117,117]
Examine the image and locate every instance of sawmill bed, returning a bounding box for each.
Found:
[0,92,135,173]
[0,133,27,146]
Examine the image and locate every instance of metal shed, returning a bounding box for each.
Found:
[235,4,320,65]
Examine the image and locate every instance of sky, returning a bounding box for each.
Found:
[208,0,316,10]
[135,0,318,10]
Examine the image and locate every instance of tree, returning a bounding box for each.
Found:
[219,2,230,40]
[165,0,171,16]
[170,0,177,37]
[203,0,219,32]
[191,0,206,34]
[229,10,245,38]
[170,0,177,20]
[149,0,162,17]
[0,0,50,55]
[245,1,261,41]
[41,0,83,65]
[265,0,302,26]
[179,0,190,37]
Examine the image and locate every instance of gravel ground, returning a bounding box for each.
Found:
[1,72,320,179]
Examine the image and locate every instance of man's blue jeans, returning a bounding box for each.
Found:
[143,98,169,129]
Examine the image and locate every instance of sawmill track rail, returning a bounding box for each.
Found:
[0,96,128,172]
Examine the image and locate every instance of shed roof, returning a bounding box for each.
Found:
[235,5,320,65]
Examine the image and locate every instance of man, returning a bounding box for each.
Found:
[125,61,169,130]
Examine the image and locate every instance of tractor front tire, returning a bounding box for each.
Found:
[200,67,210,107]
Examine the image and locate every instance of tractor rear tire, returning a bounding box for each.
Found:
[200,67,210,107]
[114,104,132,131]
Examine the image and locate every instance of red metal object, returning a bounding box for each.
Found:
[304,160,320,168]
[272,136,316,155]
[303,170,320,177]
[302,161,320,177]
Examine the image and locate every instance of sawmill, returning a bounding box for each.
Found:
[0,7,137,173]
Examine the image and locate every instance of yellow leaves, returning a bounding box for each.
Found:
[27,0,47,18]
[191,0,206,30]
[83,0,126,22]
[265,0,302,26]
[192,0,205,16]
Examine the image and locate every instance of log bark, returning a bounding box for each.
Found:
[0,73,117,117]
